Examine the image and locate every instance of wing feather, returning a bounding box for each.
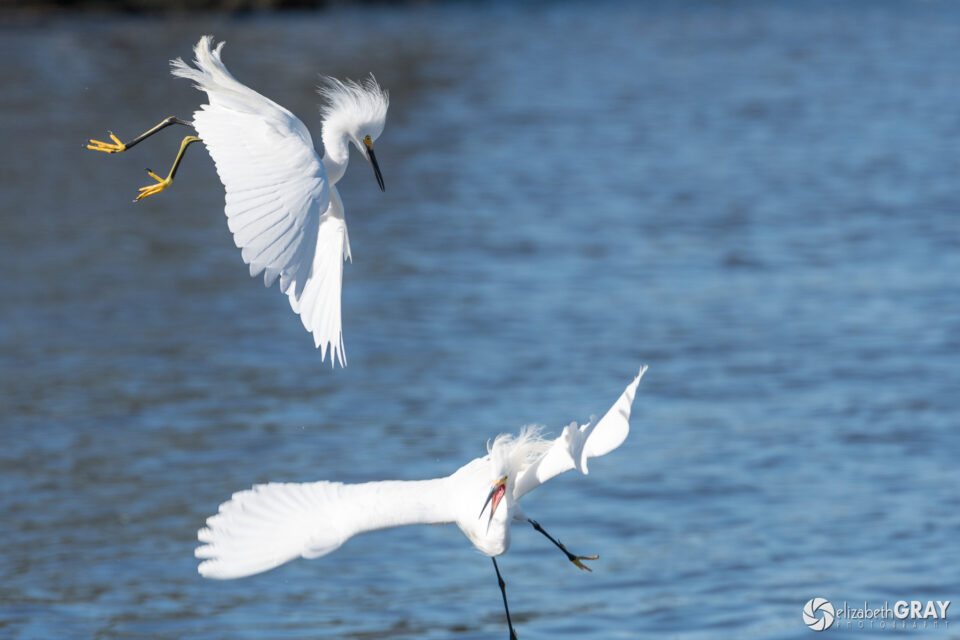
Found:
[197,478,455,580]
[230,208,285,243]
[513,366,648,500]
[193,107,326,293]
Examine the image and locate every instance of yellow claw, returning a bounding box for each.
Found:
[571,554,598,572]
[87,133,127,154]
[135,170,171,201]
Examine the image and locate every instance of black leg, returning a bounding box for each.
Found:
[124,116,192,151]
[88,116,192,154]
[528,519,598,571]
[492,557,518,640]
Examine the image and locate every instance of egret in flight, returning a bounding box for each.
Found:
[87,36,389,366]
[196,367,648,638]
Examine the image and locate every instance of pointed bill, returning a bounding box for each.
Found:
[479,476,508,531]
[363,135,385,191]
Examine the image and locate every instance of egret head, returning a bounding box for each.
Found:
[477,426,551,527]
[318,75,389,191]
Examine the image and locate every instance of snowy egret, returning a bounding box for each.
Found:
[196,367,647,638]
[87,36,389,366]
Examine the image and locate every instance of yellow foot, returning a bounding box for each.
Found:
[87,133,127,154]
[571,554,598,572]
[135,170,171,201]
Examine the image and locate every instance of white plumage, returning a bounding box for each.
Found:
[196,367,647,579]
[171,36,388,366]
[285,189,350,363]
[513,364,641,498]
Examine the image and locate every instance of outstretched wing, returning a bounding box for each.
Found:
[513,366,648,500]
[172,36,348,362]
[196,478,455,580]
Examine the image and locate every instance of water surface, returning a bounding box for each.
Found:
[2,2,959,638]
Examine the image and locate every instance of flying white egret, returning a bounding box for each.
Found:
[196,367,648,638]
[87,36,389,366]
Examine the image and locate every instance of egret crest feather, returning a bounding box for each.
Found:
[487,425,552,479]
[318,75,389,143]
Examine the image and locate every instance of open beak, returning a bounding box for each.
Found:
[363,135,385,192]
[479,476,508,530]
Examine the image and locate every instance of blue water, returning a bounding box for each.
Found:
[2,2,959,638]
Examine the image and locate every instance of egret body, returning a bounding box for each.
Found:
[88,36,389,366]
[197,367,648,638]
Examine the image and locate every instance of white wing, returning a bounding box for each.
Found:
[513,366,648,499]
[193,105,326,293]
[197,478,455,580]
[285,186,351,367]
[172,37,349,362]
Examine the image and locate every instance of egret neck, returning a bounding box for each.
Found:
[321,126,351,185]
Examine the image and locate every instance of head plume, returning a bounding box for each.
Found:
[487,426,551,479]
[317,74,389,143]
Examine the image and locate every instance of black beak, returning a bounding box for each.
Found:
[367,145,385,192]
[478,477,508,532]
[479,484,499,519]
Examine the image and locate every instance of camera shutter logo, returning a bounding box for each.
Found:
[803,598,835,631]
